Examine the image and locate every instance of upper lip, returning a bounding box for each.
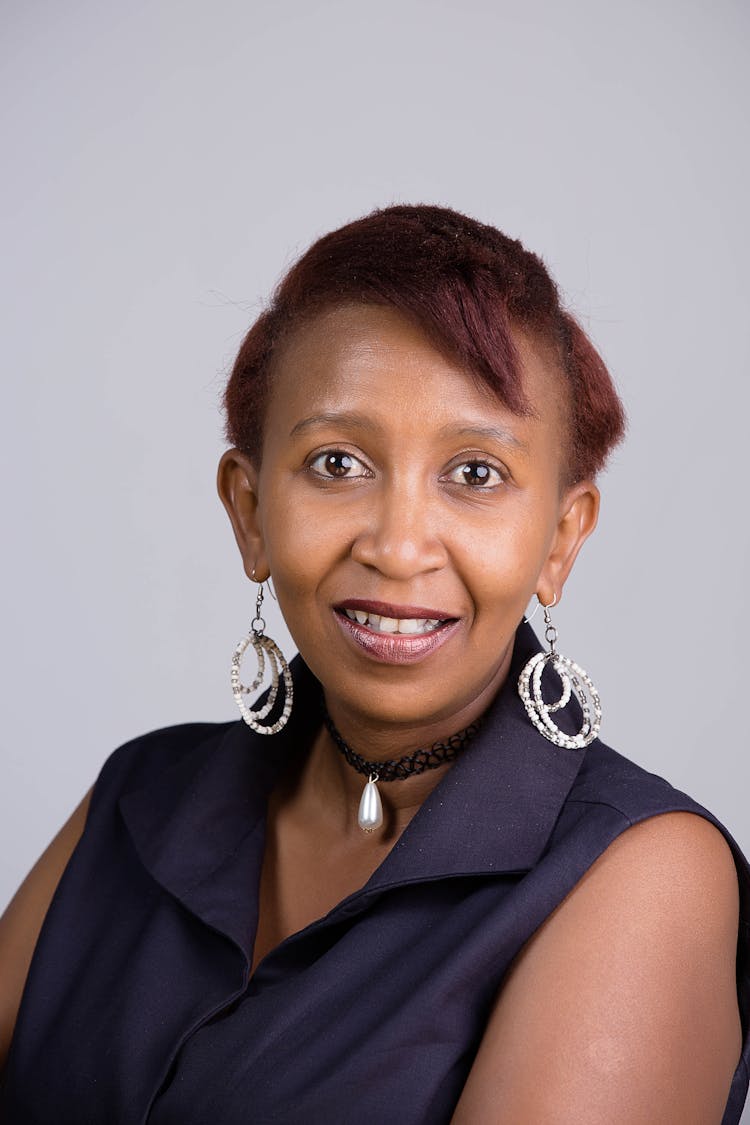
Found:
[334,599,457,621]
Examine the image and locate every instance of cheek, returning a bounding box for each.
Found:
[258,481,341,601]
[453,508,554,615]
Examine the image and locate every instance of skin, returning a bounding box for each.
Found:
[0,302,742,1120]
[218,303,598,837]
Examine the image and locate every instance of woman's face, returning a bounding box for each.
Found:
[219,303,598,732]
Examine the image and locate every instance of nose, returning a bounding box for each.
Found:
[349,477,448,580]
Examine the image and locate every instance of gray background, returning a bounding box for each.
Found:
[1,3,748,1104]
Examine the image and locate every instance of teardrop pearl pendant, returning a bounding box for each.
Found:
[358,774,384,833]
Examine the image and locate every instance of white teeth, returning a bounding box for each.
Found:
[341,608,446,635]
[397,618,422,634]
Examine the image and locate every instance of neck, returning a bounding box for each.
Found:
[294,642,514,839]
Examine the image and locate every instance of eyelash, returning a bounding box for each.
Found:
[306,449,505,488]
[308,450,373,480]
[443,461,505,488]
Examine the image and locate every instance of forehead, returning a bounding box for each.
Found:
[263,303,568,460]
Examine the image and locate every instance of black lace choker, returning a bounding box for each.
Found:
[321,707,482,834]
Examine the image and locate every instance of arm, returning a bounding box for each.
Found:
[0,786,94,1071]
[451,810,743,1125]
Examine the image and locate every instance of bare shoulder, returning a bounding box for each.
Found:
[451,811,742,1125]
[0,785,94,1072]
[596,807,739,884]
[583,809,740,934]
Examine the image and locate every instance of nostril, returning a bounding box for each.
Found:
[349,525,448,579]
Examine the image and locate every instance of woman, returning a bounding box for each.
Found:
[1,204,748,1123]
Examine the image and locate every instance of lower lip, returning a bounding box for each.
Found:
[333,611,461,665]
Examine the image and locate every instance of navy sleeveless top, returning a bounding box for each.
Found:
[2,619,749,1123]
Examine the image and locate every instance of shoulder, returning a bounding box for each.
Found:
[551,737,749,885]
[551,741,742,982]
[567,737,705,820]
[98,718,236,778]
[89,719,237,812]
[563,804,740,946]
[452,751,744,1123]
[545,795,742,1037]
[536,794,741,1006]
[0,719,237,1072]
[0,786,96,1070]
[550,737,750,948]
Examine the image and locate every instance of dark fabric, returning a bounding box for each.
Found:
[2,619,749,1124]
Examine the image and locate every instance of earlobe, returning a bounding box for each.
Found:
[537,481,601,605]
[216,448,268,581]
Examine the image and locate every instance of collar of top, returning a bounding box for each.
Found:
[119,617,591,962]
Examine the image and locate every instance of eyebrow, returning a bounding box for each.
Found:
[289,411,529,454]
[289,411,378,439]
[436,422,530,455]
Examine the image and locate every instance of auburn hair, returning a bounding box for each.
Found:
[222,204,626,482]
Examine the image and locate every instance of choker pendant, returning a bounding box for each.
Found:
[322,706,482,836]
[358,773,383,833]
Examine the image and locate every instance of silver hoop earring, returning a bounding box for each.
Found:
[518,596,601,749]
[231,575,293,734]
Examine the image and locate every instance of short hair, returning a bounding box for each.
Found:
[222,203,626,482]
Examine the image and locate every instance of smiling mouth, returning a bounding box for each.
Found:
[340,607,444,635]
[333,601,457,636]
[332,600,461,665]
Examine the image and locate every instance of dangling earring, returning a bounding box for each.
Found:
[231,570,293,734]
[518,594,601,749]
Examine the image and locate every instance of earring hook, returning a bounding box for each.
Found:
[251,567,277,601]
[525,591,558,623]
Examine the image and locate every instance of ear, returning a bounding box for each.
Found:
[216,448,269,582]
[536,480,600,605]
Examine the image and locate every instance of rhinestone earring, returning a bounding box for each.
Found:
[518,595,602,749]
[230,571,293,734]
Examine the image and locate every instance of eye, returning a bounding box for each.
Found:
[443,460,504,488]
[308,449,371,479]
